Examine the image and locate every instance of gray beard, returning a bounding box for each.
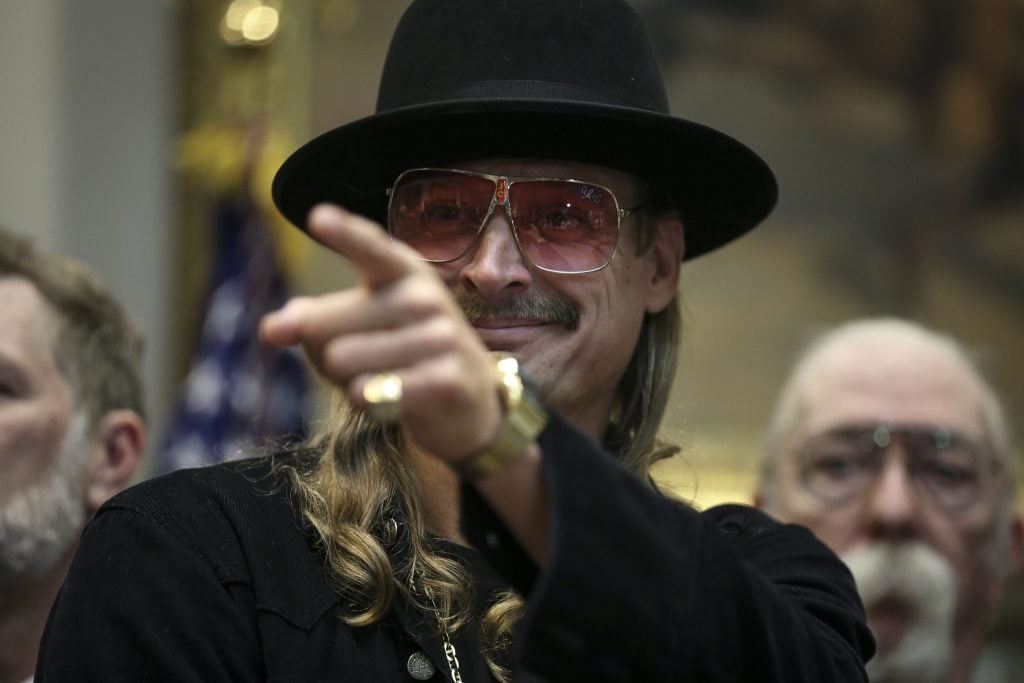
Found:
[843,542,956,683]
[0,414,89,591]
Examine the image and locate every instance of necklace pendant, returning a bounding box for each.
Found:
[406,651,437,680]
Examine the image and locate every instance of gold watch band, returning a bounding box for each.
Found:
[452,355,548,480]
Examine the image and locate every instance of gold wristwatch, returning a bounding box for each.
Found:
[453,355,548,480]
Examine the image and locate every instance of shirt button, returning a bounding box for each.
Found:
[406,651,436,680]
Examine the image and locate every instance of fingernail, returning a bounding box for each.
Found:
[310,203,346,224]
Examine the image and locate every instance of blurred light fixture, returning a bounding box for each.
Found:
[220,0,281,47]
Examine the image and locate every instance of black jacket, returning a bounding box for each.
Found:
[37,414,872,681]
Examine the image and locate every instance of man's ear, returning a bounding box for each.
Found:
[1003,511,1024,578]
[753,470,779,513]
[645,215,684,314]
[985,511,1024,610]
[85,409,146,515]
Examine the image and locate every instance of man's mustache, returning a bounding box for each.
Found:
[455,291,580,331]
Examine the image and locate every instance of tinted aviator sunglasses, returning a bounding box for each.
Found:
[385,168,643,274]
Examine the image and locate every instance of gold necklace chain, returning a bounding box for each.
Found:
[437,617,464,683]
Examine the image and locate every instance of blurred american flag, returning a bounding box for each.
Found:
[158,197,309,472]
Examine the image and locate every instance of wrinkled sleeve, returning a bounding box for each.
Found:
[461,414,874,682]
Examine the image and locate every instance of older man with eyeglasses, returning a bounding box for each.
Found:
[756,317,1023,683]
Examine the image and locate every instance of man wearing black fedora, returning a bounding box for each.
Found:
[37,1,872,681]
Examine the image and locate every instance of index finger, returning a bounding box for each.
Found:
[307,203,423,290]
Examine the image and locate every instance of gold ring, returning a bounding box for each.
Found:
[362,373,403,422]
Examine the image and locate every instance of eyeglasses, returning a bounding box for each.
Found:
[798,424,998,513]
[385,168,641,274]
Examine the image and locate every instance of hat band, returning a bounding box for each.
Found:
[380,79,665,113]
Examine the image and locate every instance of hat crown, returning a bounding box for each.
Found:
[273,0,777,260]
[376,0,669,114]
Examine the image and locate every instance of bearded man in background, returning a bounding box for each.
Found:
[757,317,1022,683]
[0,228,145,683]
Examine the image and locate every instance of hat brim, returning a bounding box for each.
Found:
[272,99,777,260]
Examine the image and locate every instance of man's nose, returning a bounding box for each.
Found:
[865,451,921,541]
[457,210,533,297]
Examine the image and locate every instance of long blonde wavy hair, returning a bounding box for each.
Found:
[282,211,682,681]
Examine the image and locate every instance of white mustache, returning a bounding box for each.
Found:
[843,542,956,683]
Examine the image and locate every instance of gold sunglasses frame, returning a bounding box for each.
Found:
[386,167,641,274]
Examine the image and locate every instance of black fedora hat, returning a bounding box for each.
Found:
[272,0,777,260]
